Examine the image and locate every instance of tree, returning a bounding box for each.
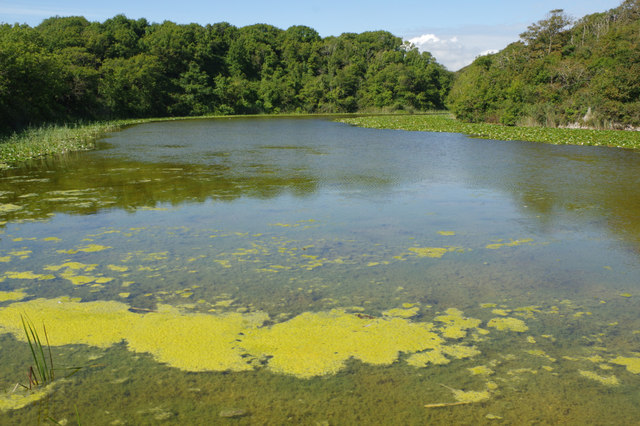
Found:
[520,9,573,54]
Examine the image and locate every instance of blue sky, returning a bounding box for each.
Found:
[0,0,623,70]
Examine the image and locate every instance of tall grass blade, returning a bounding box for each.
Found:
[20,314,53,387]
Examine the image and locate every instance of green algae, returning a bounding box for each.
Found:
[579,370,619,386]
[240,309,443,378]
[0,386,56,412]
[485,239,534,249]
[0,290,28,302]
[487,317,528,332]
[609,356,640,374]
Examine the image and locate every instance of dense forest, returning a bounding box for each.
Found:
[447,0,640,128]
[0,16,452,134]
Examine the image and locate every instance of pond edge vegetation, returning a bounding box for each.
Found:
[2,112,640,169]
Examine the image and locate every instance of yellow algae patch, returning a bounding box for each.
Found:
[57,244,111,254]
[526,336,536,344]
[579,370,619,386]
[5,271,55,281]
[240,309,442,378]
[491,308,510,316]
[407,350,451,367]
[0,297,134,348]
[0,386,55,412]
[118,293,130,298]
[42,237,62,242]
[610,356,640,374]
[0,290,28,302]
[438,231,456,236]
[8,250,31,259]
[620,293,632,298]
[0,256,10,262]
[0,203,22,213]
[434,308,482,339]
[487,317,528,332]
[526,349,556,363]
[468,365,494,376]
[485,238,534,249]
[45,262,97,272]
[441,344,481,359]
[451,388,491,403]
[214,260,232,268]
[382,307,419,318]
[480,303,497,309]
[108,265,129,272]
[408,247,450,258]
[127,305,268,372]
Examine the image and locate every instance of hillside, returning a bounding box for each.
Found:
[0,16,452,134]
[447,0,640,128]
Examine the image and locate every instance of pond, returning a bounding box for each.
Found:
[1,117,640,423]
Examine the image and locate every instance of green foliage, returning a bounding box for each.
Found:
[448,0,640,129]
[0,15,452,134]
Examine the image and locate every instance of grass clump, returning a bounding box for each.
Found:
[338,113,640,150]
[20,314,54,390]
[0,119,163,169]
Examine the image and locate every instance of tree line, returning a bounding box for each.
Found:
[447,0,640,128]
[0,15,452,134]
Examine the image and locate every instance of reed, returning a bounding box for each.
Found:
[20,314,54,389]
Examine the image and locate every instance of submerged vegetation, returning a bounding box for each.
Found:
[339,113,640,149]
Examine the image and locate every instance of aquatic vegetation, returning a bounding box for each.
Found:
[338,114,640,149]
[0,386,55,412]
[20,314,54,389]
[485,239,534,250]
[408,247,451,258]
[609,356,640,374]
[425,384,491,408]
[434,308,482,339]
[487,317,528,332]
[525,349,556,363]
[406,350,451,367]
[579,370,619,386]
[382,307,419,318]
[0,290,28,302]
[5,271,55,281]
[0,203,22,213]
[57,244,111,254]
[468,365,494,376]
[240,309,443,378]
[450,388,491,404]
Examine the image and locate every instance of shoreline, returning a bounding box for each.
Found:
[3,112,639,170]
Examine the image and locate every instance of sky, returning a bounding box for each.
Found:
[0,0,624,70]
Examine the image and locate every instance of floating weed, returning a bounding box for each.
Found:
[338,114,640,150]
[579,370,619,386]
[424,383,491,408]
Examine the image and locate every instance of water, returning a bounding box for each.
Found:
[1,117,639,424]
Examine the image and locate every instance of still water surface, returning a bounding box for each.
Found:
[1,117,640,423]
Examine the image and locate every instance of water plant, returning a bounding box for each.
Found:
[338,114,640,150]
[20,314,54,390]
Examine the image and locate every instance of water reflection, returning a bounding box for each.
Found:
[2,118,640,253]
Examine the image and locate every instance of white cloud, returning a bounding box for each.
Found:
[405,24,524,71]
